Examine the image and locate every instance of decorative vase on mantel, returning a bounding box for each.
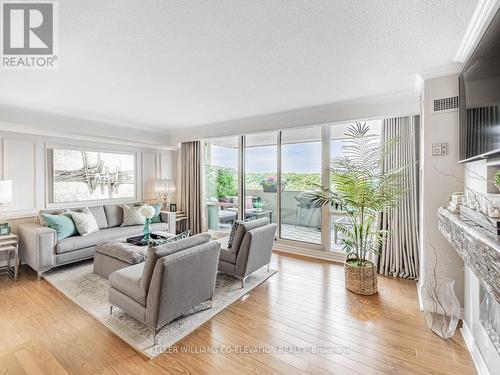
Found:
[422,277,460,339]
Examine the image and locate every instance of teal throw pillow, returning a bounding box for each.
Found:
[150,203,162,224]
[41,213,77,240]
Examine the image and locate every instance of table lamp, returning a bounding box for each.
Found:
[155,179,175,210]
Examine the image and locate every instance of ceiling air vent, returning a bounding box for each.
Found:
[433,96,459,113]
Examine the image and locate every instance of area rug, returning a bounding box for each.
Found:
[44,261,277,359]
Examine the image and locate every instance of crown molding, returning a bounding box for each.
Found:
[170,91,420,144]
[0,122,177,151]
[454,0,500,63]
[0,95,169,135]
[416,63,463,81]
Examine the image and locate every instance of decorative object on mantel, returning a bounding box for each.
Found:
[311,123,407,295]
[421,242,460,339]
[458,186,500,234]
[140,204,156,241]
[438,207,500,304]
[460,205,500,235]
[0,180,12,225]
[447,192,464,213]
[465,190,478,210]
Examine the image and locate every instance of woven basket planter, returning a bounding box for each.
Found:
[344,259,378,295]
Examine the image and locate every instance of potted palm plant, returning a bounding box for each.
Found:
[311,123,406,295]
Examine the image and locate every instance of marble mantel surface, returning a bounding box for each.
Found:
[438,207,500,304]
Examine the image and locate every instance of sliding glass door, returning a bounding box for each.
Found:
[202,120,383,253]
[203,137,240,234]
[244,133,278,226]
[280,127,322,245]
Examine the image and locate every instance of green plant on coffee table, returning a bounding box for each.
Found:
[310,123,407,267]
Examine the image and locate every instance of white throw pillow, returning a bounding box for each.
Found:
[67,207,99,236]
[121,205,145,227]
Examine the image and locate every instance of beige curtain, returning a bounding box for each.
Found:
[180,141,206,234]
[377,115,420,279]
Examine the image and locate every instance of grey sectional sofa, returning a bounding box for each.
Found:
[18,204,176,279]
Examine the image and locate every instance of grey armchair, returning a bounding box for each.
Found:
[217,218,277,287]
[108,233,221,345]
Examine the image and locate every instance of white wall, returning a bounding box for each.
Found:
[0,130,176,228]
[419,74,465,305]
[0,103,170,146]
[170,91,420,144]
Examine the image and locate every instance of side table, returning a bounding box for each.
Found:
[175,212,188,234]
[0,234,19,280]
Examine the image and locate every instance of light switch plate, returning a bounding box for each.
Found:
[441,143,448,155]
[432,143,442,156]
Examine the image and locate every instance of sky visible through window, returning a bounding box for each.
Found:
[211,141,349,173]
[209,121,381,173]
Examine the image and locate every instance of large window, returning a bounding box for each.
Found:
[204,137,240,234]
[202,120,382,254]
[280,127,322,244]
[245,132,278,226]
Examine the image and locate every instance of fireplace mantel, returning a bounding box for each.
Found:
[438,207,500,304]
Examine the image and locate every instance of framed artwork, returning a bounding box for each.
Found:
[48,148,136,203]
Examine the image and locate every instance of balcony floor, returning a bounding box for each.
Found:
[216,222,342,250]
[281,223,343,250]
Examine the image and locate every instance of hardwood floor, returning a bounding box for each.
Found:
[0,251,475,375]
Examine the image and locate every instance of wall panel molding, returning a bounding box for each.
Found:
[0,131,177,220]
[3,138,36,212]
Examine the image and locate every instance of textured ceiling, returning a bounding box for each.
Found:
[0,0,478,131]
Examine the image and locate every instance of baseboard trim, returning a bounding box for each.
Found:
[461,321,491,375]
[417,281,424,311]
[273,242,345,263]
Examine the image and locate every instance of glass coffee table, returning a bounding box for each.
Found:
[126,232,173,246]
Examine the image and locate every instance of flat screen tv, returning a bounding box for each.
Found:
[459,8,500,162]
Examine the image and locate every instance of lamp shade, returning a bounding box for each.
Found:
[155,179,176,192]
[0,180,12,203]
[166,179,176,192]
